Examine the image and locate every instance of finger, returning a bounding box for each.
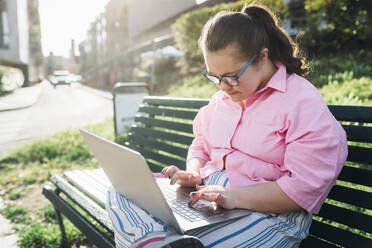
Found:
[189,191,201,199]
[170,171,189,185]
[187,173,202,185]
[166,166,179,178]
[161,167,168,176]
[188,192,201,208]
[200,192,222,203]
[196,185,207,190]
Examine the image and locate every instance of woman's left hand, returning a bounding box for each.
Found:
[189,185,236,209]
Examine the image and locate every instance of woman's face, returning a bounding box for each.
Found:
[204,45,267,103]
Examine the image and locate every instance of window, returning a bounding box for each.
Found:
[0,0,9,48]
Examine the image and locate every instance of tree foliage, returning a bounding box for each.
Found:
[297,0,372,55]
[172,0,289,71]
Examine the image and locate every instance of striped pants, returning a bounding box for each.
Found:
[106,171,312,248]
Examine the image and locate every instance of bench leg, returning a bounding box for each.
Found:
[53,191,70,248]
[42,186,115,248]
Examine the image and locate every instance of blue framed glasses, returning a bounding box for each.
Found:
[203,54,257,87]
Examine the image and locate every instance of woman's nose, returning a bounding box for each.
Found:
[219,80,233,91]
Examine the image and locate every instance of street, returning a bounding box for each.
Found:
[0,83,113,158]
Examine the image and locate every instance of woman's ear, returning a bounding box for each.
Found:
[258,48,269,66]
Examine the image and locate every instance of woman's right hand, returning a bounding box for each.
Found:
[161,165,202,187]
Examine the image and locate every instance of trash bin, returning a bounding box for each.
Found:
[112,82,148,136]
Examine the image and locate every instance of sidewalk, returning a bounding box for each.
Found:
[0,197,18,248]
[0,82,44,248]
[0,81,45,112]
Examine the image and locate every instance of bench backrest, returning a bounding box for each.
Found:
[125,96,372,248]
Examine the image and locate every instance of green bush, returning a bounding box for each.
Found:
[152,56,181,94]
[167,74,216,98]
[0,66,25,94]
[307,50,372,88]
[172,0,289,71]
[297,0,372,55]
[319,76,372,105]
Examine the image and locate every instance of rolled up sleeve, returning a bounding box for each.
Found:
[276,96,348,214]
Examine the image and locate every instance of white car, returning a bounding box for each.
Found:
[49,71,81,86]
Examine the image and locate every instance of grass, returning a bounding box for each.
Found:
[0,118,114,190]
[0,50,371,246]
[0,205,30,224]
[0,118,115,248]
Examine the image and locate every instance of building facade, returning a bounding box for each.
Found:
[0,0,42,84]
[0,0,29,82]
[78,0,238,90]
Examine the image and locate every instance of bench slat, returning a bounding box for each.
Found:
[124,144,166,172]
[49,175,112,231]
[127,134,189,158]
[130,145,186,169]
[130,126,194,145]
[90,169,111,188]
[342,125,372,143]
[338,165,372,187]
[64,170,108,208]
[135,116,193,134]
[317,203,372,233]
[300,235,338,248]
[68,170,109,197]
[144,96,209,109]
[329,105,372,123]
[65,171,107,203]
[346,145,372,165]
[138,106,198,120]
[328,185,372,210]
[147,161,166,173]
[308,219,372,248]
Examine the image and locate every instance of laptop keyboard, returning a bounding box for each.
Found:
[159,183,224,222]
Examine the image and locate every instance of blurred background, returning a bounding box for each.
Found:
[1,0,370,95]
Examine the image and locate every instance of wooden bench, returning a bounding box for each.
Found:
[42,96,372,248]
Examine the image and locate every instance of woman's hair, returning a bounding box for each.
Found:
[199,4,309,76]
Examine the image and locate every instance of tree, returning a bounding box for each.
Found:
[28,0,43,68]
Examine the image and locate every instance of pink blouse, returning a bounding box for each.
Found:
[187,63,348,214]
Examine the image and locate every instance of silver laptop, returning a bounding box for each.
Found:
[80,129,252,234]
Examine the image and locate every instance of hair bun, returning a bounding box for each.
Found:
[242,7,253,19]
[242,5,273,22]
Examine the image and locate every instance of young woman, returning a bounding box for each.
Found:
[107,4,348,248]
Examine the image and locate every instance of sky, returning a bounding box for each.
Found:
[39,0,110,57]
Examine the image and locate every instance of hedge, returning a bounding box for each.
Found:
[0,66,25,95]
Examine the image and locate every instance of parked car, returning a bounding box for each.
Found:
[49,71,82,86]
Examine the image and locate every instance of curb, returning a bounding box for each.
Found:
[0,82,44,112]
